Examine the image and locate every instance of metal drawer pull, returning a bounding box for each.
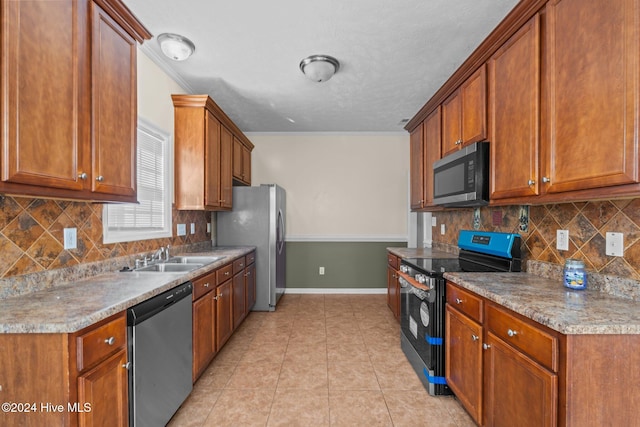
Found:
[455,298,463,304]
[204,283,209,288]
[483,343,491,350]
[471,334,479,341]
[105,337,116,345]
[122,362,131,370]
[507,329,518,337]
[225,271,230,276]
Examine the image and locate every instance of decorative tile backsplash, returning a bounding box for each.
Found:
[0,196,211,279]
[432,198,640,280]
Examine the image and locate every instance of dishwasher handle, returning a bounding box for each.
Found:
[128,281,192,326]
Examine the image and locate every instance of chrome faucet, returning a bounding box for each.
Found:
[150,247,166,262]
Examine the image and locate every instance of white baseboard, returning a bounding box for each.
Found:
[285,288,386,295]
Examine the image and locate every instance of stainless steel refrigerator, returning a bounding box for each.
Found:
[216,184,286,311]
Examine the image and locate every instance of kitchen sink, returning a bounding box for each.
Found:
[134,263,204,272]
[166,256,225,265]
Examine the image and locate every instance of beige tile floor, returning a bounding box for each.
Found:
[168,294,475,427]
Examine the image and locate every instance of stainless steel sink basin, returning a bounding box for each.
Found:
[135,263,204,272]
[166,256,224,265]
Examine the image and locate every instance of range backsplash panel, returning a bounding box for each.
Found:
[432,199,640,280]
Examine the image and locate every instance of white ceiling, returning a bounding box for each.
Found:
[126,0,519,132]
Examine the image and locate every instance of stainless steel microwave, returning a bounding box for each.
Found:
[432,141,489,207]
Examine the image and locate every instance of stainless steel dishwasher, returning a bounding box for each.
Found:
[127,281,193,427]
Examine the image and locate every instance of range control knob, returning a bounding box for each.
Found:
[399,265,409,273]
[415,274,427,284]
[425,277,436,291]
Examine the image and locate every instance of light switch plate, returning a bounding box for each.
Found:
[207,223,211,233]
[556,230,569,251]
[63,228,77,250]
[440,224,446,235]
[606,232,624,256]
[177,224,186,236]
[190,223,195,234]
[431,216,437,227]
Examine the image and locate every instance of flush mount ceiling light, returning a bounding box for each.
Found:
[157,33,195,61]
[299,55,340,82]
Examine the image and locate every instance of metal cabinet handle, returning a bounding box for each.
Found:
[471,334,479,341]
[507,329,518,337]
[483,343,491,350]
[213,295,220,301]
[204,283,209,288]
[78,172,87,180]
[528,179,535,185]
[455,298,463,304]
[96,175,104,182]
[105,337,115,346]
[245,271,251,277]
[542,176,551,183]
[225,272,230,276]
[122,362,131,370]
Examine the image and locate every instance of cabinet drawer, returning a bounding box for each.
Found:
[77,314,126,372]
[217,263,234,284]
[246,251,256,265]
[387,253,399,269]
[192,272,216,300]
[233,257,246,274]
[446,283,483,323]
[486,303,558,372]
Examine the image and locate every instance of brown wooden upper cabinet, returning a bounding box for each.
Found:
[544,0,640,194]
[0,0,150,203]
[232,136,252,185]
[410,107,442,211]
[173,94,253,210]
[441,66,487,157]
[489,14,541,201]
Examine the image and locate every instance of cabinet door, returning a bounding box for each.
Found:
[241,144,251,184]
[546,0,640,193]
[460,66,487,146]
[423,107,442,207]
[387,265,400,321]
[219,126,233,209]
[232,137,243,181]
[409,122,425,210]
[441,91,462,156]
[484,332,557,427]
[204,111,222,208]
[193,292,216,381]
[245,262,256,311]
[91,2,136,199]
[490,15,541,200]
[445,306,483,425]
[77,349,128,427]
[232,271,245,329]
[216,280,233,349]
[1,0,89,191]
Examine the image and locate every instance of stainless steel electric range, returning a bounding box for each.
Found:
[398,230,521,396]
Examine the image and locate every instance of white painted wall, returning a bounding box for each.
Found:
[247,133,410,241]
[137,50,187,133]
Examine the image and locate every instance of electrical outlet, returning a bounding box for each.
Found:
[556,230,569,251]
[177,224,186,236]
[440,224,446,235]
[190,223,196,234]
[207,223,211,233]
[432,216,437,227]
[319,266,325,275]
[63,228,77,250]
[606,232,624,257]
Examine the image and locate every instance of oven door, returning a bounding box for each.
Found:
[400,280,440,370]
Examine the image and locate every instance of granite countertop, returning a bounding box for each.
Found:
[0,247,254,334]
[444,271,640,335]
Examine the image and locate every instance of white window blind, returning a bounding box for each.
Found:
[103,119,172,243]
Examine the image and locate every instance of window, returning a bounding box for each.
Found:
[103,118,172,243]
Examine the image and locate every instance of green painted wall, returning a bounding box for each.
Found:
[286,241,407,289]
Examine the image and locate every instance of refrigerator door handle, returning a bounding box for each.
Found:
[277,209,285,254]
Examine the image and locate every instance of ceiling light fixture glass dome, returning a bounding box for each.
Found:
[299,55,340,82]
[157,33,195,61]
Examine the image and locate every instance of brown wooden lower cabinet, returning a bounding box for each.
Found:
[446,281,640,426]
[0,312,128,427]
[245,252,257,311]
[216,279,233,350]
[386,252,400,322]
